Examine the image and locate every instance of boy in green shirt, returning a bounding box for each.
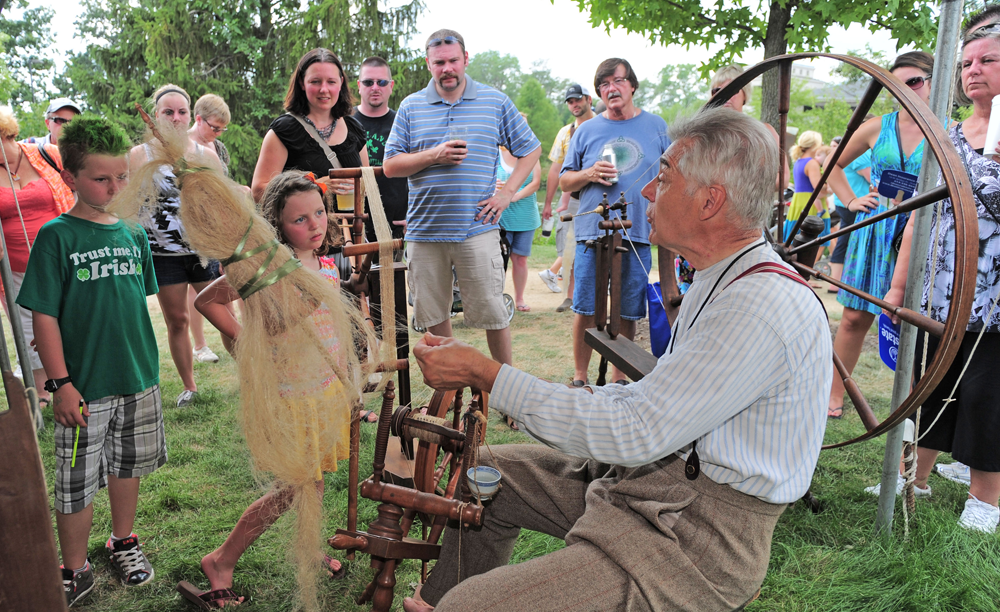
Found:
[17,117,164,607]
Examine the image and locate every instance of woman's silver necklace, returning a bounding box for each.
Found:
[307,117,335,140]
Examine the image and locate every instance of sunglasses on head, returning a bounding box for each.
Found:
[360,79,391,87]
[427,36,462,49]
[48,117,72,125]
[905,75,929,90]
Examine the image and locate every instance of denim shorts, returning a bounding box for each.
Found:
[152,254,221,286]
[505,229,535,257]
[572,241,651,320]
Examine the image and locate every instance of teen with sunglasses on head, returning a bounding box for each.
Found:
[824,51,935,421]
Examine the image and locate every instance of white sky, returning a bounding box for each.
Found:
[33,0,911,88]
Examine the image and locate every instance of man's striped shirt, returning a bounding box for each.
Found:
[385,77,540,242]
[492,240,832,504]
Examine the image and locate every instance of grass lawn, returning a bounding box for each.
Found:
[3,236,999,611]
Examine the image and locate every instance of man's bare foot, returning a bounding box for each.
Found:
[201,550,236,593]
[402,585,435,612]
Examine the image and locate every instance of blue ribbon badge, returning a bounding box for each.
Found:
[878,313,901,371]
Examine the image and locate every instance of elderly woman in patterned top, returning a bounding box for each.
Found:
[882,23,1000,534]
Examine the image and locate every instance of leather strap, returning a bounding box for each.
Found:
[287,113,343,170]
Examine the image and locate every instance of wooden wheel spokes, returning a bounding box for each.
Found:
[708,53,978,448]
[410,388,488,542]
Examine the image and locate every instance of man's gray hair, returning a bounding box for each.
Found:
[668,107,779,231]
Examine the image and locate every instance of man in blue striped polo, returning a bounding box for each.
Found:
[384,29,541,365]
[406,108,832,612]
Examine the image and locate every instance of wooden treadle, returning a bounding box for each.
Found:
[584,329,658,381]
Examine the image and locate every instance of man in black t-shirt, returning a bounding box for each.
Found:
[354,56,408,242]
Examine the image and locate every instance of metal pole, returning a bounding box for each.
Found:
[875,0,962,535]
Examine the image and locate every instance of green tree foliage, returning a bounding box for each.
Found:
[0,0,56,137]
[467,51,525,100]
[61,0,425,183]
[568,0,938,128]
[831,44,891,84]
[630,64,709,123]
[515,77,561,156]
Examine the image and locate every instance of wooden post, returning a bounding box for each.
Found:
[0,371,68,611]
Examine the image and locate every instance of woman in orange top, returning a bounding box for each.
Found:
[0,107,75,404]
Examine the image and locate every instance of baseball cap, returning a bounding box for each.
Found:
[564,84,590,101]
[46,98,83,116]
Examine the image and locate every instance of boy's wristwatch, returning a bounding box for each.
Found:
[44,376,73,393]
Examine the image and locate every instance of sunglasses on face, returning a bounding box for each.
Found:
[905,76,929,90]
[48,117,72,125]
[204,119,228,134]
[360,79,391,87]
[427,36,462,49]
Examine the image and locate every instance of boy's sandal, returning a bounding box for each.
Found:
[38,398,51,408]
[827,406,844,419]
[504,415,520,431]
[177,581,244,609]
[359,410,378,424]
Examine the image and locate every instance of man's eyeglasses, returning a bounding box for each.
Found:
[204,119,228,134]
[427,36,462,49]
[598,77,629,93]
[361,79,391,87]
[904,76,929,91]
[48,117,72,125]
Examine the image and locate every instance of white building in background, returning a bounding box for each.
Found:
[746,61,867,113]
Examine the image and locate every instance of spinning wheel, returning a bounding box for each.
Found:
[708,53,978,448]
[330,382,491,611]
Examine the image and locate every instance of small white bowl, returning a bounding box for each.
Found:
[467,466,501,500]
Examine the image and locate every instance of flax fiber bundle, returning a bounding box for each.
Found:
[112,127,381,610]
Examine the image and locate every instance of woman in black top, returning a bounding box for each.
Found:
[251,48,369,202]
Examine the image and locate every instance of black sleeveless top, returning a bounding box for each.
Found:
[268,114,366,173]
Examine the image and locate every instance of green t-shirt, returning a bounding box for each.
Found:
[16,214,160,402]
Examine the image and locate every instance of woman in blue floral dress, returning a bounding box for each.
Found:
[824,51,934,419]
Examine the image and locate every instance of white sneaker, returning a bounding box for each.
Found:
[176,390,197,407]
[935,462,971,486]
[538,269,562,293]
[193,346,219,363]
[958,495,999,533]
[557,267,564,281]
[13,363,22,378]
[864,474,932,498]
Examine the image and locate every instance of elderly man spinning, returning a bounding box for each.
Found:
[405,108,831,612]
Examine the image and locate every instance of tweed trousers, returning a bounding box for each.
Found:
[420,444,786,612]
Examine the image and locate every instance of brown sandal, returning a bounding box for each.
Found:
[177,581,244,609]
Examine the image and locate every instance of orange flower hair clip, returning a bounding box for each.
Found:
[303,172,327,194]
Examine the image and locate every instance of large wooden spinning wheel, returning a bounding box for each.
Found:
[708,53,978,448]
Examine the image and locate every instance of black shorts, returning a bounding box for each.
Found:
[152,254,221,286]
[915,331,1000,472]
[830,205,857,265]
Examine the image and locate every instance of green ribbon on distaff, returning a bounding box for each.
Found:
[174,158,214,180]
[222,218,302,299]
